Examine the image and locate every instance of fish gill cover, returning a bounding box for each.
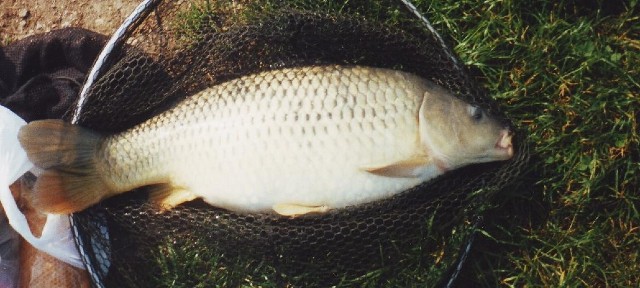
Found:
[68,0,531,286]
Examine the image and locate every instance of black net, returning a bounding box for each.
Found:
[68,0,531,286]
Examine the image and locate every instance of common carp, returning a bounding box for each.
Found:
[18,65,513,216]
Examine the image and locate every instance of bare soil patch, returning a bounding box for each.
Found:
[1,0,141,43]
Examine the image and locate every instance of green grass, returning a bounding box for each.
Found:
[162,0,639,286]
[1,36,13,46]
[150,239,281,288]
[415,0,640,286]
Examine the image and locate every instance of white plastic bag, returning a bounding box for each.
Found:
[0,105,84,269]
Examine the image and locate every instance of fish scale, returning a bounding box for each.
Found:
[100,65,425,212]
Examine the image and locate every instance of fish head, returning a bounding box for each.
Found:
[419,83,514,170]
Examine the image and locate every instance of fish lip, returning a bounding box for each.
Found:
[495,130,514,159]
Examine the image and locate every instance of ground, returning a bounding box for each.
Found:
[2,1,638,286]
[1,0,140,44]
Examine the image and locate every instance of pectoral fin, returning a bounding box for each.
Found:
[272,204,330,217]
[363,155,431,178]
[148,184,197,210]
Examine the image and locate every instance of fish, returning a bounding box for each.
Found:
[17,65,514,216]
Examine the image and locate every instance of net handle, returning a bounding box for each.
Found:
[72,0,164,124]
[398,0,462,72]
[70,1,164,287]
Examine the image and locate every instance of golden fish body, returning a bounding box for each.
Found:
[18,65,514,215]
[101,65,427,212]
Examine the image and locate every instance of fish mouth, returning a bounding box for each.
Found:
[495,129,514,159]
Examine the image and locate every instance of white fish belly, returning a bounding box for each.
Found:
[107,65,432,212]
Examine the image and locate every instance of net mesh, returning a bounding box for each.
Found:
[68,0,531,286]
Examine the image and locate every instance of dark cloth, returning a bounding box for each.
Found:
[0,28,107,122]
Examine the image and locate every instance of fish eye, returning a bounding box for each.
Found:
[468,105,484,122]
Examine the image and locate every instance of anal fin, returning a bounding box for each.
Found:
[148,184,197,211]
[272,204,330,217]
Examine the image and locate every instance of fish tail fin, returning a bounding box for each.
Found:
[18,120,112,214]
